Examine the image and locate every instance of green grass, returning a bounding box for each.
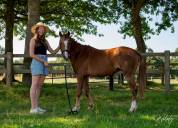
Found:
[0,81,178,128]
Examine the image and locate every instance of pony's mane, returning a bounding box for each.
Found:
[69,36,80,46]
[69,36,87,47]
[67,36,99,60]
[68,36,97,51]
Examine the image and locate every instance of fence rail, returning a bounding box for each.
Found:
[0,50,177,93]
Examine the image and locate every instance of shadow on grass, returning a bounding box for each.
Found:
[0,82,178,128]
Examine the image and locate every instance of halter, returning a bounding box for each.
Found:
[61,40,71,60]
[61,50,70,60]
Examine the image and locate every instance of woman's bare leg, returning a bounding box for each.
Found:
[30,75,41,109]
[36,76,45,103]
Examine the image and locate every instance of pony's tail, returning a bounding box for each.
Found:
[138,53,145,99]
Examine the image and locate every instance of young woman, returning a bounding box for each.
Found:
[29,22,60,114]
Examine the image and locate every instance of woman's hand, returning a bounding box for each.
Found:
[44,61,49,67]
[45,40,60,54]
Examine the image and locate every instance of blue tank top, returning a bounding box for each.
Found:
[34,41,47,55]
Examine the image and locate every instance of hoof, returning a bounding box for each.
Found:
[87,105,94,111]
[72,106,80,112]
[129,100,137,112]
[129,107,137,112]
[140,96,144,100]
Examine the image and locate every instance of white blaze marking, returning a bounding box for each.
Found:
[63,40,69,59]
[63,51,68,59]
[129,100,137,112]
[64,40,68,50]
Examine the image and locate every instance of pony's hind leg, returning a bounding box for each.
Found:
[83,77,94,110]
[125,76,138,112]
[72,76,84,112]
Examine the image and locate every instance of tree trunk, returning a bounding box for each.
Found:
[22,0,40,85]
[131,5,146,98]
[3,0,15,85]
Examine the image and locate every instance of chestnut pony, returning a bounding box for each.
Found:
[59,32,143,112]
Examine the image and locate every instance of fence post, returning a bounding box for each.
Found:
[52,73,54,85]
[6,52,13,86]
[164,50,170,93]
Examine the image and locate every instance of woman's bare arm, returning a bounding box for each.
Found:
[45,40,60,55]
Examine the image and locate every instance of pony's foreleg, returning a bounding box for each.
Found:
[127,77,138,112]
[83,77,94,110]
[72,76,84,112]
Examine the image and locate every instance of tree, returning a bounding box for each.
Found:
[0,0,27,84]
[22,0,40,85]
[108,0,178,97]
[22,0,119,84]
[2,0,15,83]
[4,0,14,54]
[0,0,28,53]
[12,0,118,38]
[1,0,178,87]
[114,0,178,51]
[1,0,117,85]
[0,0,28,38]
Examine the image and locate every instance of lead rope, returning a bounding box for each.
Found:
[64,64,77,114]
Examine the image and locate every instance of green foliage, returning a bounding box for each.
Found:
[175,48,178,53]
[115,0,178,40]
[146,48,164,69]
[0,0,118,39]
[56,57,66,64]
[0,45,4,54]
[50,57,66,71]
[40,0,118,37]
[0,0,28,40]
[0,0,5,40]
[0,19,5,40]
[49,58,74,75]
[1,0,178,41]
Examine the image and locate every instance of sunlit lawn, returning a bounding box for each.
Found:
[0,78,178,128]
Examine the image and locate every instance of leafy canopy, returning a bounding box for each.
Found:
[0,0,178,40]
[0,0,118,39]
[114,0,178,40]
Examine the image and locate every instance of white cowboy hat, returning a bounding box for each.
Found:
[31,22,49,34]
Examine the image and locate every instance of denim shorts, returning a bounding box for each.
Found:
[30,54,48,76]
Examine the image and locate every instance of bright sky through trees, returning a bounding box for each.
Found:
[0,21,178,53]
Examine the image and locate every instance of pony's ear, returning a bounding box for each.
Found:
[59,32,62,37]
[67,31,70,36]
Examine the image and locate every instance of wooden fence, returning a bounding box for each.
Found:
[0,53,68,85]
[0,50,178,92]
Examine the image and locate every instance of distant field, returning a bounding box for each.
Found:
[0,74,178,93]
[1,74,178,84]
[1,74,178,90]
